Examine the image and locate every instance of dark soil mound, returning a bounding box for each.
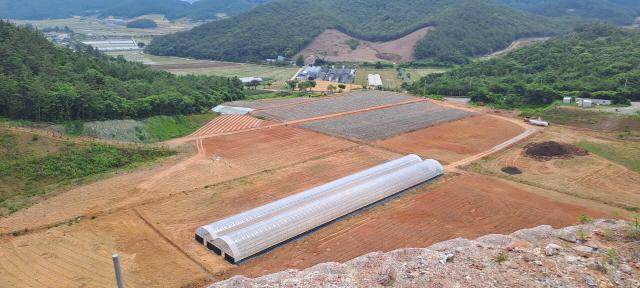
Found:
[524,141,588,161]
[501,166,523,175]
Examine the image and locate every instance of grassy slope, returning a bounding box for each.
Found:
[0,130,174,215]
[143,113,217,142]
[577,141,640,172]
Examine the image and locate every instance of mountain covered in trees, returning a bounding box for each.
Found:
[500,0,640,25]
[146,0,565,64]
[0,21,244,122]
[0,0,269,21]
[412,23,640,107]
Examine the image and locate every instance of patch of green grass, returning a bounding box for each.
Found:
[143,113,217,142]
[577,141,640,172]
[172,65,299,90]
[245,91,312,100]
[495,252,508,263]
[0,133,174,215]
[344,39,360,50]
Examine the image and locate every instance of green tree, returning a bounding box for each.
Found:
[296,54,305,67]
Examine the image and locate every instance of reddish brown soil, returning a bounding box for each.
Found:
[479,127,640,210]
[0,210,209,288]
[190,115,270,137]
[136,146,400,278]
[374,115,525,164]
[296,28,433,64]
[0,126,354,234]
[221,173,605,280]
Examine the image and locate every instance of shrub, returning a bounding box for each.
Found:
[495,252,508,263]
[578,214,593,224]
[626,215,640,240]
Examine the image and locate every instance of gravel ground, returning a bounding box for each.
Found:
[212,219,640,288]
[300,102,474,142]
[252,91,419,122]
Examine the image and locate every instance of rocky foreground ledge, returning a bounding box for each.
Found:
[211,219,639,287]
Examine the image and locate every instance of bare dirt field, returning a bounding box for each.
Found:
[482,37,549,59]
[252,91,419,122]
[374,115,525,164]
[296,27,433,64]
[225,97,321,110]
[190,115,270,137]
[0,126,353,235]
[299,101,474,142]
[135,146,400,278]
[0,210,209,288]
[470,126,640,210]
[220,173,607,281]
[1,91,633,288]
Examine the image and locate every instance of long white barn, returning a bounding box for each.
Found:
[195,155,444,264]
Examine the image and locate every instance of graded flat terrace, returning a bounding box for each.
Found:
[0,92,621,288]
[299,101,474,142]
[251,91,418,122]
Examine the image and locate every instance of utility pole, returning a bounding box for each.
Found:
[112,254,125,288]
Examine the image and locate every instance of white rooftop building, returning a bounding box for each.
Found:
[368,74,383,88]
[81,39,140,51]
[238,77,263,84]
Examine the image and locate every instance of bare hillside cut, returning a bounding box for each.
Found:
[297,27,433,64]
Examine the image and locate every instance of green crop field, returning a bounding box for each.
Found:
[172,65,300,90]
[105,51,206,65]
[11,15,198,37]
[577,141,640,172]
[354,68,448,90]
[406,68,449,78]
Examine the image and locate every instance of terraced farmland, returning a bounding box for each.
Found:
[300,101,474,141]
[252,91,419,122]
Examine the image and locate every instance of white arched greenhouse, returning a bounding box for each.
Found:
[195,155,444,264]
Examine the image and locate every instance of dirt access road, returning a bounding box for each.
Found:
[0,94,609,288]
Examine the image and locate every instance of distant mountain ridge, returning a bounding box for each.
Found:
[146,0,565,64]
[500,0,640,25]
[0,0,270,20]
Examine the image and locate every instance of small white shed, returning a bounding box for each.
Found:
[562,97,572,104]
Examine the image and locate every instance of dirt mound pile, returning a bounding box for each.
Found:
[501,166,522,175]
[524,141,588,161]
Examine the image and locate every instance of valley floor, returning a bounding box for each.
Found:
[0,92,637,287]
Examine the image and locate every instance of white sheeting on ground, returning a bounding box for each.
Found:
[212,105,255,115]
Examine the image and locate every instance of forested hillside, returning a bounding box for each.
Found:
[0,0,269,20]
[0,21,244,122]
[146,0,563,64]
[501,0,640,25]
[412,24,640,107]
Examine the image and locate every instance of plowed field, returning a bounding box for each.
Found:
[0,126,354,235]
[252,91,418,122]
[190,115,269,137]
[472,127,640,210]
[222,173,606,280]
[375,115,525,164]
[300,101,473,142]
[135,146,400,276]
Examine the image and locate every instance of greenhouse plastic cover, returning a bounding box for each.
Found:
[212,105,254,115]
[195,154,422,244]
[196,155,444,263]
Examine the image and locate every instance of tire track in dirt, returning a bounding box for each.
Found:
[132,208,212,275]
